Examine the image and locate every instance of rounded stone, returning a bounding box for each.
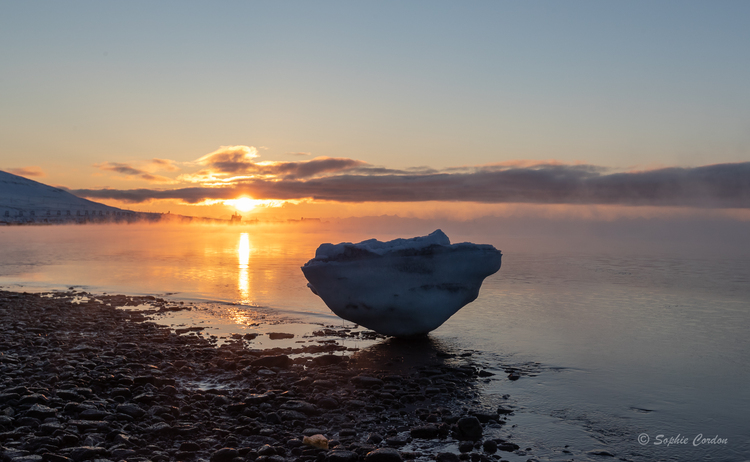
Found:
[435,453,460,462]
[211,448,240,462]
[328,450,359,462]
[365,447,403,462]
[179,442,201,452]
[456,416,482,441]
[482,440,497,453]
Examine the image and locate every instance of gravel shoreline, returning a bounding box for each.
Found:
[0,290,529,462]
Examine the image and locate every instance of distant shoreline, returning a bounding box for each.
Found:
[0,211,232,226]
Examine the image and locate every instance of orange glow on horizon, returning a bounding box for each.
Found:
[87,196,750,223]
[226,197,258,212]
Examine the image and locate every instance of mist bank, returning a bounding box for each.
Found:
[3,205,747,258]
[318,214,750,258]
[71,161,750,209]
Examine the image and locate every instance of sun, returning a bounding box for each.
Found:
[222,196,287,212]
[229,197,257,212]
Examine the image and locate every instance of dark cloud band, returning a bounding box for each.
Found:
[72,162,750,208]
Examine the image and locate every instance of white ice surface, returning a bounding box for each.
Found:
[302,230,502,337]
[314,229,451,259]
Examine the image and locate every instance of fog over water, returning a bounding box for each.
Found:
[1,217,748,461]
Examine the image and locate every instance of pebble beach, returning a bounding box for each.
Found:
[0,291,527,462]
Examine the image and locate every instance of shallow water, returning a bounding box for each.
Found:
[1,223,748,461]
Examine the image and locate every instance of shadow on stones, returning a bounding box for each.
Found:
[349,335,463,374]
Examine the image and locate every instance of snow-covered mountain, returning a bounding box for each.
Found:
[0,170,135,224]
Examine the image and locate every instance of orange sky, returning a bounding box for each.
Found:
[2,3,749,222]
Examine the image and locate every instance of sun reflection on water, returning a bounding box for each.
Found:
[238,233,251,303]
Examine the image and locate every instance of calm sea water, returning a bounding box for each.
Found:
[1,223,748,461]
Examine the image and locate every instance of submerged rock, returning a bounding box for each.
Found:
[301,230,501,337]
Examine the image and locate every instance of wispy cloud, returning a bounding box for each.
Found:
[72,161,750,209]
[150,158,181,172]
[6,166,46,178]
[94,162,173,183]
[194,145,260,174]
[184,145,366,182]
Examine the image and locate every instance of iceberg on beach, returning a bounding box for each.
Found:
[301,230,502,337]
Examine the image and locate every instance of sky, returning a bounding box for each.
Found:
[1,1,749,220]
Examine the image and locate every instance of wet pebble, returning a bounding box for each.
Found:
[0,290,530,462]
[410,425,440,439]
[328,449,359,462]
[435,453,460,462]
[365,448,403,462]
[455,416,483,441]
[210,447,239,462]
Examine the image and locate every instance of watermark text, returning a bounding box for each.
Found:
[638,433,728,447]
